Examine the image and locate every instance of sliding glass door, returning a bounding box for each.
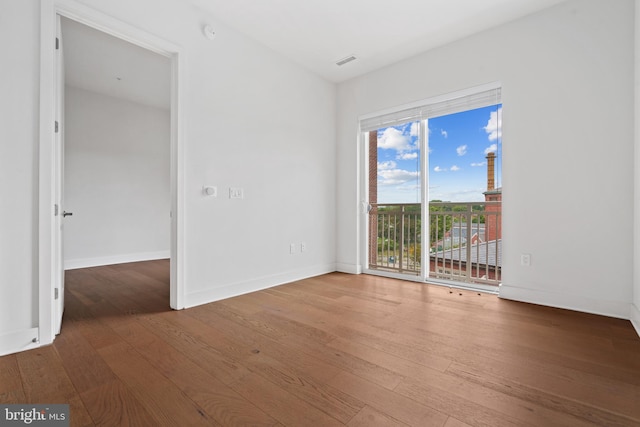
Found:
[361,84,502,290]
[365,122,425,277]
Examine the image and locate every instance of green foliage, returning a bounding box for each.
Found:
[374,204,422,265]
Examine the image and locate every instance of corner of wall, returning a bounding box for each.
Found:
[336,263,362,275]
[632,302,640,338]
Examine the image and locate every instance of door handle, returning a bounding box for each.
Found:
[360,201,373,213]
[62,211,73,217]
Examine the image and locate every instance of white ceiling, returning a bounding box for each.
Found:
[192,0,568,82]
[61,16,171,110]
[60,1,567,107]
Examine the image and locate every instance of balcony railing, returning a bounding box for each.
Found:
[368,202,501,286]
[368,204,422,275]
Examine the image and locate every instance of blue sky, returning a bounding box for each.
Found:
[376,104,502,203]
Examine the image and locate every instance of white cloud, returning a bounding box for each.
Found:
[450,165,461,171]
[471,161,487,167]
[410,122,419,137]
[433,166,447,172]
[484,144,498,155]
[441,129,448,138]
[456,145,467,156]
[378,127,408,149]
[484,107,502,142]
[398,152,418,160]
[377,160,397,170]
[378,168,420,185]
[378,127,413,152]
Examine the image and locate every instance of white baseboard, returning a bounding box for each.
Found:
[631,303,640,338]
[0,328,40,357]
[184,263,337,308]
[499,285,631,320]
[336,263,362,274]
[65,250,170,270]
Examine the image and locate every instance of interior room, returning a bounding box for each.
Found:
[1,0,639,425]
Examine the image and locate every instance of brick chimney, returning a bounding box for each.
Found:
[483,151,501,242]
[486,152,495,191]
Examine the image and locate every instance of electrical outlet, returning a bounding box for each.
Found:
[290,243,297,254]
[300,242,306,252]
[521,253,531,266]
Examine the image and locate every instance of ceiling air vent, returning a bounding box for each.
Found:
[336,55,357,66]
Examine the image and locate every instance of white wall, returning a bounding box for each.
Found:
[633,0,640,334]
[0,0,41,354]
[1,0,336,355]
[64,86,171,269]
[337,0,635,319]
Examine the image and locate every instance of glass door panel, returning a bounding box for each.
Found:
[366,122,423,276]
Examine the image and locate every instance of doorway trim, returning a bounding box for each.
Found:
[39,0,185,345]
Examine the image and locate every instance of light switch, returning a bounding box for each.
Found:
[229,187,244,199]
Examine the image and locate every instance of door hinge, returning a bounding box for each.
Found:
[56,38,59,50]
[55,121,59,133]
[54,204,59,216]
[54,288,59,300]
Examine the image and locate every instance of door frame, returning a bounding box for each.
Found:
[53,13,65,335]
[38,0,186,345]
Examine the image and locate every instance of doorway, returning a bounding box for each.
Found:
[39,1,184,346]
[61,17,171,272]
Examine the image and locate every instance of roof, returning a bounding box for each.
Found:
[431,239,502,268]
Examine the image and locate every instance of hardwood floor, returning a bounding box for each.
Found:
[2,260,640,426]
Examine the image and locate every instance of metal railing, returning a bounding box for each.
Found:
[368,202,501,286]
[429,201,501,286]
[368,204,421,275]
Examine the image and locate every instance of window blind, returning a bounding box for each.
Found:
[360,86,501,132]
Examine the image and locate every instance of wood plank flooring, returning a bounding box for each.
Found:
[2,260,640,426]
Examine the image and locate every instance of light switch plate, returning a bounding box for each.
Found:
[229,187,244,199]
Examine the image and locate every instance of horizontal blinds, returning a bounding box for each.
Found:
[360,87,501,132]
[360,107,422,132]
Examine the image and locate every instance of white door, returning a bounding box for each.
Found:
[53,14,68,335]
